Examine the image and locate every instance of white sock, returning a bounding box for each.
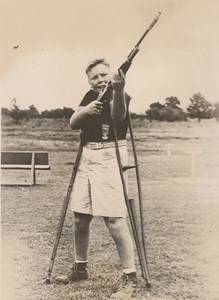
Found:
[75,259,88,264]
[123,267,136,274]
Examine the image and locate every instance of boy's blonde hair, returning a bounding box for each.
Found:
[85,58,110,74]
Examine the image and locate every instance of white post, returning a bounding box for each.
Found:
[191,153,195,178]
[31,152,36,185]
[167,144,171,157]
[188,150,202,178]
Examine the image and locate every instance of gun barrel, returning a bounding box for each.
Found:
[136,12,161,47]
[97,12,161,102]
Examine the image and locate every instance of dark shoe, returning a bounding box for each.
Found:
[110,272,138,299]
[55,263,88,284]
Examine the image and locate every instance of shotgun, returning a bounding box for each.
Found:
[97,12,161,103]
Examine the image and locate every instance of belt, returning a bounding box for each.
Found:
[85,140,127,150]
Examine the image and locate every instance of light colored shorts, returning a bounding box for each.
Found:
[70,140,128,218]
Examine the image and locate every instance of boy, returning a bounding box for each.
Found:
[55,58,138,299]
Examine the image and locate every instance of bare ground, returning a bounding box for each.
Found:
[1,119,219,300]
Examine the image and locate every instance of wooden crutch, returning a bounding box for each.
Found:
[45,143,83,284]
[113,121,151,288]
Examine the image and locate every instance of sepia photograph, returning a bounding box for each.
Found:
[1,1,219,299]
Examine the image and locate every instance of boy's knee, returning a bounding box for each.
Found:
[74,213,92,229]
[105,217,125,231]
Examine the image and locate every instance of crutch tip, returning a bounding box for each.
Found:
[146,282,152,290]
[43,277,53,284]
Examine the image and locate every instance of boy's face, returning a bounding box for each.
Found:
[87,63,112,94]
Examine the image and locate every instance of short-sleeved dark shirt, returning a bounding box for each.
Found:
[79,88,131,143]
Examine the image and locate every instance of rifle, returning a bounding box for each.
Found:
[97,12,161,103]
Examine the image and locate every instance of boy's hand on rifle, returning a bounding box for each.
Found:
[85,100,103,115]
[112,69,125,93]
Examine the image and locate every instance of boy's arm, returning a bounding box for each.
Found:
[111,70,127,123]
[70,106,87,130]
[70,100,103,130]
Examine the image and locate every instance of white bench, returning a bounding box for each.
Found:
[1,151,50,185]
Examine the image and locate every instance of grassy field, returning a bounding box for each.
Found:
[1,117,219,300]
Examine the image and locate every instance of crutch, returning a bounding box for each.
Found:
[94,13,161,286]
[45,143,83,284]
[127,113,151,287]
[113,121,151,288]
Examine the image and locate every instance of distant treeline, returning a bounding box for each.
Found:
[2,104,74,122]
[145,94,219,122]
[2,93,219,123]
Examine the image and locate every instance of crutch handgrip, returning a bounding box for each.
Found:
[122,164,138,171]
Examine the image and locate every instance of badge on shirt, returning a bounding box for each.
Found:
[102,124,109,140]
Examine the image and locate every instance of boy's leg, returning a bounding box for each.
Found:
[104,217,135,270]
[55,212,92,284]
[74,212,93,261]
[104,217,138,299]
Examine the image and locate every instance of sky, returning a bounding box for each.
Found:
[1,0,219,113]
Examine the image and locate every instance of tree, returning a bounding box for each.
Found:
[41,107,75,119]
[165,97,181,109]
[214,102,219,122]
[146,98,187,122]
[145,102,164,121]
[162,97,187,121]
[41,108,64,118]
[130,112,146,119]
[159,106,187,122]
[187,93,214,121]
[9,98,24,123]
[63,107,74,119]
[1,107,10,116]
[27,105,40,119]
